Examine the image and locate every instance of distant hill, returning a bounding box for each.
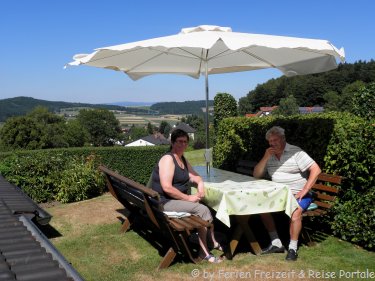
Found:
[0,97,215,123]
[0,96,153,122]
[150,100,214,115]
[108,101,155,107]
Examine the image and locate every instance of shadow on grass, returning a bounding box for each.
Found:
[211,211,335,257]
[114,207,199,267]
[37,223,63,239]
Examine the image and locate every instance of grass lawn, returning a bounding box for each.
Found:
[46,149,375,281]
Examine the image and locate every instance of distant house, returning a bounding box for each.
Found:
[246,106,324,118]
[245,112,262,118]
[200,106,214,115]
[299,107,324,114]
[245,106,278,118]
[171,122,196,140]
[125,132,170,147]
[259,106,278,116]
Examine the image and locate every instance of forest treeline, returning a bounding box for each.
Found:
[0,97,214,122]
[238,60,375,114]
[0,96,153,122]
[150,100,214,115]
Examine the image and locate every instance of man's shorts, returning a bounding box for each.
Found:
[298,193,313,211]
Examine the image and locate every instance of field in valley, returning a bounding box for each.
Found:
[59,107,185,128]
[114,113,185,127]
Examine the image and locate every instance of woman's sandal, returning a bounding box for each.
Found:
[213,243,224,252]
[202,254,222,263]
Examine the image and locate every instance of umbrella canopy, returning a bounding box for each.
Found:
[68,25,344,79]
[66,25,345,171]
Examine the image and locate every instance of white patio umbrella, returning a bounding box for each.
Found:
[66,25,345,173]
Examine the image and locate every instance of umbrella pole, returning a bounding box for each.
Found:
[204,60,211,175]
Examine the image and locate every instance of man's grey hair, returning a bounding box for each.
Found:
[265,126,286,141]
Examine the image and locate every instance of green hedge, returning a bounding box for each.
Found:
[213,112,374,250]
[213,114,335,169]
[0,146,168,203]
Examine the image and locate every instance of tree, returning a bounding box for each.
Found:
[340,80,366,112]
[238,96,254,115]
[323,91,341,111]
[273,95,299,116]
[127,125,148,142]
[185,114,204,131]
[244,79,281,111]
[323,81,366,113]
[159,121,168,133]
[351,82,375,121]
[64,119,89,147]
[147,122,155,134]
[76,108,121,146]
[0,106,67,150]
[162,123,172,139]
[213,93,238,129]
[237,61,375,112]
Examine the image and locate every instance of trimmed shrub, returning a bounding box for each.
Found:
[56,155,104,203]
[0,152,68,202]
[332,188,375,249]
[0,146,168,203]
[214,112,374,249]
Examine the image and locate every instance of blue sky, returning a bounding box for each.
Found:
[1,0,374,104]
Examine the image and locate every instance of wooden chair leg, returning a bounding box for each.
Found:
[178,233,200,264]
[301,226,317,246]
[120,217,131,233]
[157,247,177,270]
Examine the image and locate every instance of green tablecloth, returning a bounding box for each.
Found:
[193,166,299,227]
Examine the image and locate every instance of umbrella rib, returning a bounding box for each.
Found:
[90,48,141,63]
[125,51,165,73]
[176,45,233,61]
[174,47,236,74]
[88,46,200,65]
[176,47,205,60]
[125,47,204,73]
[85,47,203,74]
[241,49,276,67]
[242,47,335,67]
[87,46,237,74]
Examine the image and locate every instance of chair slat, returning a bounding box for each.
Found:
[317,173,342,184]
[302,172,343,246]
[313,183,339,193]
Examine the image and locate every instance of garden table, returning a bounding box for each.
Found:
[193,166,299,256]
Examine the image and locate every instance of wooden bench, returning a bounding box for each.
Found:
[302,172,343,245]
[99,165,212,269]
[235,160,258,177]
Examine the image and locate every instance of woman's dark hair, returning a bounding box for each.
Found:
[169,129,189,151]
[171,129,189,143]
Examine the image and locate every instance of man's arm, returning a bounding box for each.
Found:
[253,148,274,178]
[295,162,321,200]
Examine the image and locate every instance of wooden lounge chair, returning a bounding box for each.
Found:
[99,165,212,269]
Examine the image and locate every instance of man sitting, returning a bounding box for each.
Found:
[253,126,321,261]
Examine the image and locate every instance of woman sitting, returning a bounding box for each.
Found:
[151,129,223,263]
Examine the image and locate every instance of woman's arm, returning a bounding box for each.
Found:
[159,155,200,202]
[186,161,205,199]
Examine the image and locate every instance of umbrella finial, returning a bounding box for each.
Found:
[180,25,232,34]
